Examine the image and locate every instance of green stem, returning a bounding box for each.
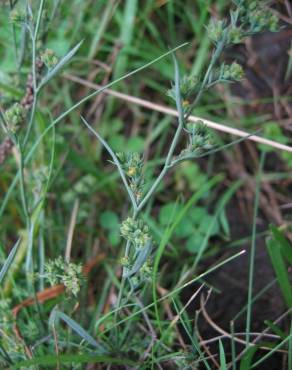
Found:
[245,151,266,347]
[23,0,45,148]
[137,53,184,213]
[18,142,30,222]
[185,34,226,121]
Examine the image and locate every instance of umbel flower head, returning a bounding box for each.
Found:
[120,217,151,249]
[44,257,84,296]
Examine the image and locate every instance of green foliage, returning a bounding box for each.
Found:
[100,211,120,246]
[0,0,290,369]
[158,203,220,253]
[266,226,292,308]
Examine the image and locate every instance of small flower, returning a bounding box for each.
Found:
[167,75,200,103]
[120,217,152,250]
[44,257,84,296]
[9,8,26,24]
[228,26,243,44]
[119,256,130,267]
[207,19,226,43]
[222,62,244,81]
[117,152,145,202]
[40,49,58,69]
[4,103,26,134]
[127,167,137,177]
[183,120,213,155]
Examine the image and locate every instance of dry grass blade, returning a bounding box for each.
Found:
[64,74,292,153]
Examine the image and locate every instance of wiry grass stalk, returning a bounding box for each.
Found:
[245,151,266,347]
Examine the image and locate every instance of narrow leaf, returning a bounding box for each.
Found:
[240,346,258,370]
[219,340,227,370]
[38,40,83,90]
[52,310,102,349]
[124,240,152,278]
[270,225,292,265]
[0,239,21,284]
[266,238,292,308]
[14,354,134,368]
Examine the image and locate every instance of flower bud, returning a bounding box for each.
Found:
[40,49,58,69]
[4,103,26,134]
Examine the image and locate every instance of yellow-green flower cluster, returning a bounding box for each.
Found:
[222,62,244,81]
[120,217,151,249]
[44,256,84,296]
[9,8,26,24]
[117,152,144,202]
[207,1,279,46]
[167,75,200,109]
[186,120,213,152]
[40,49,58,69]
[4,103,26,134]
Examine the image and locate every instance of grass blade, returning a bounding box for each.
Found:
[14,354,134,368]
[269,225,292,265]
[0,238,21,284]
[51,310,103,350]
[219,339,227,370]
[246,151,266,347]
[239,346,257,370]
[38,40,83,91]
[266,238,292,308]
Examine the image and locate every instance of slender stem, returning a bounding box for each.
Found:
[23,0,45,148]
[81,117,138,212]
[138,38,226,213]
[115,207,138,321]
[137,53,184,213]
[23,27,37,148]
[34,0,45,39]
[17,142,30,222]
[169,131,260,168]
[0,44,189,219]
[185,34,226,121]
[245,151,266,347]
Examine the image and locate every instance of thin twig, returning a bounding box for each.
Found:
[65,198,79,263]
[229,308,292,368]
